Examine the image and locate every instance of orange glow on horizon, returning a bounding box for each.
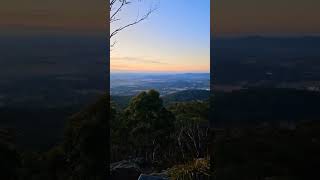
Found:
[111,57,209,73]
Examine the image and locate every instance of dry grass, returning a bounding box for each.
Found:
[168,158,210,180]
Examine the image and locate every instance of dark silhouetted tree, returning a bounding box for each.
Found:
[0,129,20,180]
[124,90,175,162]
[63,95,108,180]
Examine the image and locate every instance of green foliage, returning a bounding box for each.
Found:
[168,102,210,161]
[110,95,132,109]
[212,122,320,180]
[63,94,108,180]
[123,90,175,162]
[163,90,210,105]
[110,89,210,109]
[2,95,109,180]
[0,89,210,179]
[0,129,20,180]
[110,89,210,172]
[168,101,209,126]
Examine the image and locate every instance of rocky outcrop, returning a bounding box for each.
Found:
[138,174,169,180]
[110,158,170,180]
[110,159,142,180]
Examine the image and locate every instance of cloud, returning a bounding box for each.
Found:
[111,56,169,65]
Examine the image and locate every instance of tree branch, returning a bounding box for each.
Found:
[109,0,157,40]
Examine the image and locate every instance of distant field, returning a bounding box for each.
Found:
[213,36,320,91]
[110,73,210,96]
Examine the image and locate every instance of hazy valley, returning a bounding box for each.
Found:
[111,73,209,96]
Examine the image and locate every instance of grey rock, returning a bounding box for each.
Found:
[110,160,142,180]
[138,174,169,180]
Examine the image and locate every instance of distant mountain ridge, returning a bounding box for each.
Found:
[163,89,210,105]
[111,89,210,109]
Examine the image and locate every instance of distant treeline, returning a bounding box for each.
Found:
[111,89,210,109]
[212,88,320,127]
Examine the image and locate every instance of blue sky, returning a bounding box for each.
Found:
[110,0,210,73]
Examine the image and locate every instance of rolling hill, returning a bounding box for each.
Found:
[111,89,210,109]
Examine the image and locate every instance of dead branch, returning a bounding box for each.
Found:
[109,0,157,40]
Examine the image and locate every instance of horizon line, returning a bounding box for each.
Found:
[110,71,210,74]
[212,33,320,39]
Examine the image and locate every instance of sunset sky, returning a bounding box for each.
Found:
[3,0,319,72]
[110,0,210,73]
[0,0,106,35]
[213,0,320,36]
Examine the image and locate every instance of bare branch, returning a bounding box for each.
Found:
[110,8,155,38]
[109,0,157,40]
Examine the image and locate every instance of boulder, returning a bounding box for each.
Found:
[138,174,169,180]
[110,160,142,180]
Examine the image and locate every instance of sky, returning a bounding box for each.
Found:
[110,0,210,73]
[0,0,106,35]
[213,0,320,37]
